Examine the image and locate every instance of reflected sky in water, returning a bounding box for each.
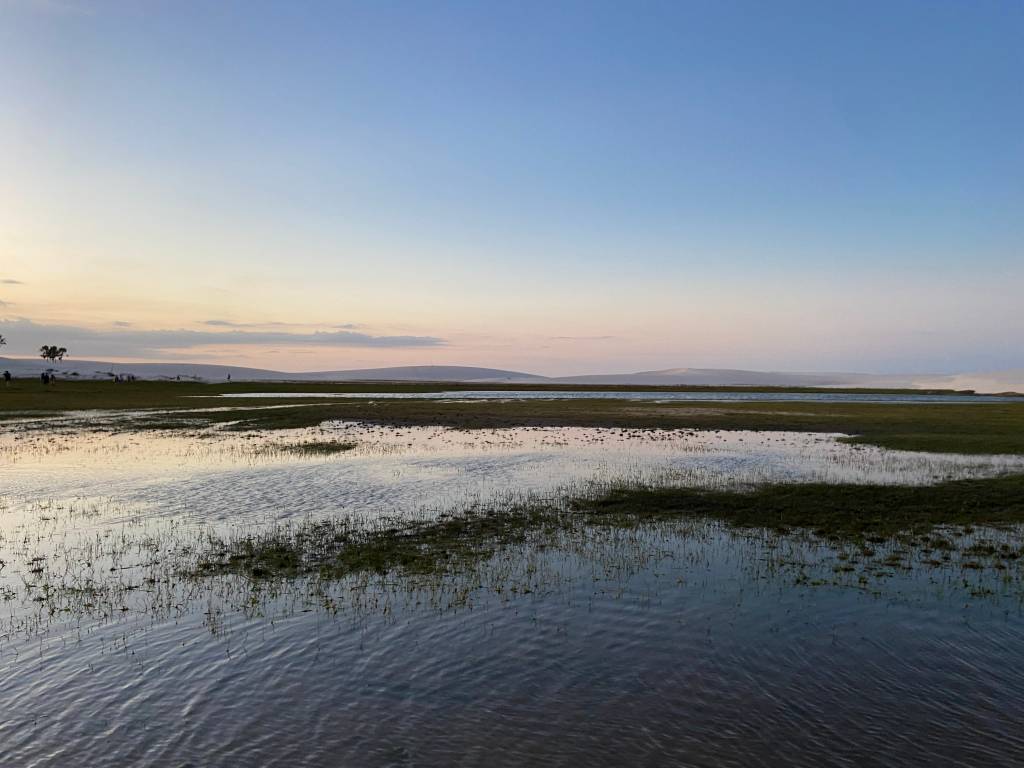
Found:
[1,421,1023,766]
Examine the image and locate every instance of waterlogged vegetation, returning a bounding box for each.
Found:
[169,397,1024,456]
[3,396,1024,765]
[584,475,1024,541]
[3,418,1023,621]
[2,378,1023,454]
[191,476,1024,587]
[6,476,1024,642]
[4,421,1019,630]
[263,439,357,457]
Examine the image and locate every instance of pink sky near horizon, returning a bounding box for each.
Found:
[1,237,1021,376]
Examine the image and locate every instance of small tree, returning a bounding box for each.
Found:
[0,334,6,347]
[39,345,68,363]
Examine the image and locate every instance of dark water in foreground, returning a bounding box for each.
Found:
[2,526,1023,767]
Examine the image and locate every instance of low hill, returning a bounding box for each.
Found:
[1,357,1020,394]
[0,358,544,383]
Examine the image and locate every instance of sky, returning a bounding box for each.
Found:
[1,0,1021,376]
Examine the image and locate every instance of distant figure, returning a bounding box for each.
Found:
[41,372,49,385]
[227,374,231,382]
[3,370,10,387]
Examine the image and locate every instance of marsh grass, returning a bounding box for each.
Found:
[265,440,358,457]
[5,413,1024,647]
[5,476,1024,648]
[578,475,1024,541]
[137,399,1024,455]
[3,380,1023,454]
[190,475,1024,584]
[195,504,556,581]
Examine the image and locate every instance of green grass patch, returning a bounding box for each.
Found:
[192,474,1024,582]
[575,474,1024,541]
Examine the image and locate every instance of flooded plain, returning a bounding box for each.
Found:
[2,417,1024,766]
[217,389,1024,403]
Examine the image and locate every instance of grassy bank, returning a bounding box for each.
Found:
[3,379,1024,454]
[581,476,1024,539]
[194,475,1024,582]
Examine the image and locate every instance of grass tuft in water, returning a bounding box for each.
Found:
[192,474,1024,582]
[268,440,357,456]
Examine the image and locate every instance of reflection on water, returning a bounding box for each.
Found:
[2,422,1024,766]
[3,422,1023,527]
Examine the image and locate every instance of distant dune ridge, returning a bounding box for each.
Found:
[1,357,1021,394]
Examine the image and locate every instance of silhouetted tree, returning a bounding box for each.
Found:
[39,345,68,363]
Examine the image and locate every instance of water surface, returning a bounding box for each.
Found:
[2,421,1023,766]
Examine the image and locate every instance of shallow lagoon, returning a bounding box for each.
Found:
[5,420,1024,522]
[2,420,1024,766]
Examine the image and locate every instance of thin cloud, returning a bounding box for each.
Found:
[550,335,615,341]
[0,318,446,359]
[202,319,281,328]
[201,319,362,330]
[1,279,24,285]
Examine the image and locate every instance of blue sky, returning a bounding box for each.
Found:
[1,0,1021,374]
